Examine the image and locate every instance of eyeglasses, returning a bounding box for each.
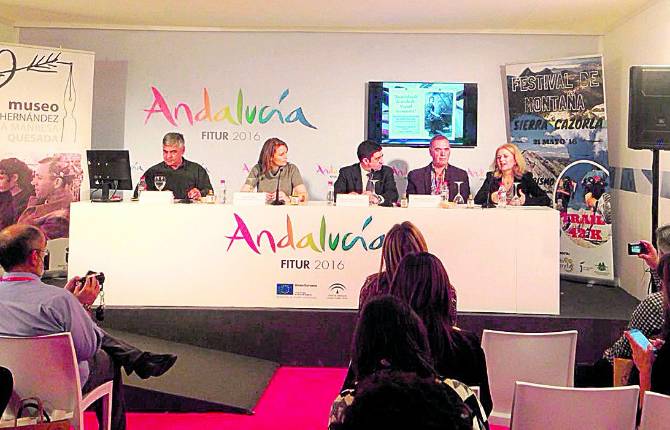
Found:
[31,248,47,257]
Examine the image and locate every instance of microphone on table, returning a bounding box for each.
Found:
[482,175,497,209]
[271,166,285,206]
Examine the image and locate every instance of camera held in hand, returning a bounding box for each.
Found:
[79,271,106,289]
[627,242,647,256]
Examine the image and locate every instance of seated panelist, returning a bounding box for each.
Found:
[406,135,470,200]
[141,132,213,200]
[334,140,398,206]
[474,143,551,207]
[241,138,307,204]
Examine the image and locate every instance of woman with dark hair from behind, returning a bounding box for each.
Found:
[358,221,428,308]
[391,252,492,416]
[627,252,670,406]
[0,366,12,416]
[329,295,487,430]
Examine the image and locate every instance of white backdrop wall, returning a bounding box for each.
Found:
[603,0,670,299]
[18,29,601,201]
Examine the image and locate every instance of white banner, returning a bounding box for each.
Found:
[0,43,94,270]
[68,203,559,314]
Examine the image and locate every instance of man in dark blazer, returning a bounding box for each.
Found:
[406,135,470,201]
[334,140,399,206]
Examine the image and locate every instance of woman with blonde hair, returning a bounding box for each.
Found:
[241,137,308,203]
[474,143,551,207]
[357,221,428,308]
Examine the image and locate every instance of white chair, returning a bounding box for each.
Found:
[481,329,578,426]
[510,382,638,430]
[639,391,670,430]
[0,333,113,430]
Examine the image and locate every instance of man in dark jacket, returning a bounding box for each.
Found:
[406,135,470,201]
[334,140,398,206]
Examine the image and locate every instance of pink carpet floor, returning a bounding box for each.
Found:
[84,366,508,429]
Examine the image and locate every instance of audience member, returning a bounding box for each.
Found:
[627,252,670,406]
[358,221,428,308]
[241,137,307,203]
[0,224,177,430]
[0,366,11,417]
[330,296,487,430]
[333,370,474,430]
[577,224,669,387]
[390,252,492,415]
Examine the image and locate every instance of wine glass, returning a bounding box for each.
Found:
[511,182,521,205]
[453,181,465,205]
[368,179,380,205]
[154,175,166,192]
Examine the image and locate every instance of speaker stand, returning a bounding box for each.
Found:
[652,148,660,248]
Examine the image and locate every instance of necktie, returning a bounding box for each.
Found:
[365,172,374,193]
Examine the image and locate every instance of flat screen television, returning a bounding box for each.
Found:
[86,149,133,202]
[367,81,478,147]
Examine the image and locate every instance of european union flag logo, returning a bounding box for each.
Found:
[276,283,294,295]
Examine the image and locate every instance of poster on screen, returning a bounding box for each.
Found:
[504,55,613,282]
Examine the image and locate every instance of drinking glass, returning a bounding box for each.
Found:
[154,175,166,192]
[453,181,465,205]
[369,179,380,205]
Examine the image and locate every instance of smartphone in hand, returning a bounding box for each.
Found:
[628,329,654,350]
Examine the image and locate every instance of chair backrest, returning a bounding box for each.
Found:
[0,333,82,419]
[639,391,670,430]
[510,382,638,430]
[481,329,577,421]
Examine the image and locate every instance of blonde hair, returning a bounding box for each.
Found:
[493,143,526,178]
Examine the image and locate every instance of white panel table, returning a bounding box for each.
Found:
[68,201,559,314]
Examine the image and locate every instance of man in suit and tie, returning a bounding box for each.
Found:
[334,140,398,206]
[406,135,470,201]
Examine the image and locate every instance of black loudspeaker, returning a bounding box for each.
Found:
[628,66,670,150]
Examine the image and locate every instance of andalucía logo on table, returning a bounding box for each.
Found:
[224,213,385,255]
[143,87,317,129]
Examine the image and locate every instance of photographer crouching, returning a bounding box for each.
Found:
[0,224,177,430]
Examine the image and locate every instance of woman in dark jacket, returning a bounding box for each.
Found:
[390,252,493,416]
[628,252,670,407]
[474,143,551,207]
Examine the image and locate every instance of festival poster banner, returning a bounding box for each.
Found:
[0,43,94,271]
[504,55,613,281]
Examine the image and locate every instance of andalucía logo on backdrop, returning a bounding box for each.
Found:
[143,87,317,129]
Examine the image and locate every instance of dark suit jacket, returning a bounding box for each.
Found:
[333,163,398,207]
[406,163,470,201]
[474,171,552,207]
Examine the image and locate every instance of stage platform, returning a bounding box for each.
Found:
[96,279,638,366]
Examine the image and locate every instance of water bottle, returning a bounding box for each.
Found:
[137,176,147,198]
[497,184,507,208]
[440,183,449,202]
[217,179,227,204]
[326,180,335,205]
